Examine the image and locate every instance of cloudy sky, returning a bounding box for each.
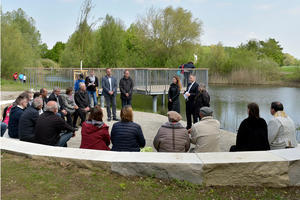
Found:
[2,0,300,58]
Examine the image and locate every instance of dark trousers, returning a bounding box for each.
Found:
[121,98,132,108]
[186,101,198,129]
[105,95,116,119]
[65,112,72,126]
[73,109,86,127]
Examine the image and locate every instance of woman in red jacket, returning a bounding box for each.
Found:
[80,105,110,150]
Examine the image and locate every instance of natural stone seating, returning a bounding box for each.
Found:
[1,137,299,187]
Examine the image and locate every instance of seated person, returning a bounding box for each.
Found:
[34,101,75,147]
[153,111,190,152]
[230,103,270,152]
[268,102,298,149]
[33,92,41,99]
[61,87,79,128]
[19,97,43,142]
[8,92,29,138]
[189,107,220,152]
[80,105,110,150]
[74,83,90,127]
[111,106,145,152]
[40,88,48,112]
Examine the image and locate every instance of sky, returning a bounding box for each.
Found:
[2,0,300,58]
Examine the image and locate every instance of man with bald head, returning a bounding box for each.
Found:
[34,101,75,147]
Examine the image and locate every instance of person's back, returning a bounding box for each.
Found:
[8,106,25,138]
[19,106,39,142]
[75,89,89,108]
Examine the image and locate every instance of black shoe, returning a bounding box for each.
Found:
[113,118,119,121]
[107,118,111,122]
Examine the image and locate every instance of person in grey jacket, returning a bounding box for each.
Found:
[61,87,79,128]
[102,68,118,121]
[119,69,134,107]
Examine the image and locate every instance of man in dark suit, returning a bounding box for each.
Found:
[102,68,118,121]
[184,74,199,129]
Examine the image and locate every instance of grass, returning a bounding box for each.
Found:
[0,79,30,91]
[280,66,300,73]
[1,152,300,200]
[280,66,300,82]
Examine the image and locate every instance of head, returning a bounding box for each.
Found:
[45,101,58,114]
[124,70,130,79]
[32,97,43,110]
[79,73,84,79]
[79,82,86,91]
[15,93,29,108]
[25,90,34,101]
[33,92,41,99]
[66,87,73,95]
[88,105,103,122]
[189,74,196,83]
[40,88,48,98]
[106,68,111,77]
[53,87,61,96]
[120,105,133,122]
[90,70,95,77]
[247,103,260,119]
[270,102,284,115]
[167,111,182,123]
[199,107,213,119]
[172,76,182,90]
[198,83,206,92]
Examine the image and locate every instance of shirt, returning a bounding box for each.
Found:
[108,77,112,91]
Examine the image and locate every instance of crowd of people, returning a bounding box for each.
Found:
[1,68,298,152]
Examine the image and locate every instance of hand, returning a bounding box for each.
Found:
[109,91,113,95]
[187,129,192,134]
[85,107,90,112]
[169,99,172,102]
[62,110,67,115]
[185,92,190,97]
[125,93,129,97]
[74,105,79,109]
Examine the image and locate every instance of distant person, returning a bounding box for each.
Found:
[268,102,298,149]
[153,111,190,152]
[85,70,99,107]
[184,74,199,129]
[168,76,181,113]
[1,103,14,136]
[230,103,270,152]
[13,72,18,81]
[18,73,24,82]
[23,74,26,83]
[194,83,210,122]
[80,106,110,150]
[111,106,145,152]
[189,107,221,152]
[34,101,75,147]
[8,93,29,138]
[102,68,118,121]
[19,97,43,142]
[183,62,195,86]
[119,69,134,107]
[40,88,48,111]
[25,90,34,106]
[48,87,69,121]
[74,73,85,92]
[61,87,79,128]
[74,83,90,127]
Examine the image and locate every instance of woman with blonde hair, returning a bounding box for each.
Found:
[168,76,182,113]
[110,106,145,151]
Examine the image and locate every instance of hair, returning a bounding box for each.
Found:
[66,87,73,95]
[45,101,58,112]
[40,88,46,94]
[79,73,84,79]
[124,69,130,74]
[188,61,194,64]
[53,87,60,92]
[248,103,260,119]
[15,93,29,105]
[198,83,206,92]
[32,97,43,109]
[33,92,41,98]
[120,106,133,122]
[79,82,85,89]
[88,105,103,121]
[106,68,111,72]
[271,102,284,112]
[173,76,182,90]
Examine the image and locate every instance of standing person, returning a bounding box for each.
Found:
[183,62,195,87]
[61,87,79,128]
[13,72,18,81]
[18,73,24,83]
[40,88,48,112]
[184,74,199,129]
[119,69,134,108]
[74,74,85,92]
[168,76,181,113]
[74,83,90,127]
[194,83,210,122]
[85,70,99,107]
[268,102,298,149]
[111,106,145,152]
[23,74,26,83]
[102,68,118,121]
[230,103,270,152]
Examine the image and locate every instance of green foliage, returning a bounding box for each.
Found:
[283,53,300,66]
[44,42,65,63]
[39,58,60,69]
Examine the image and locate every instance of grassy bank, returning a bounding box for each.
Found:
[0,79,30,91]
[2,152,300,200]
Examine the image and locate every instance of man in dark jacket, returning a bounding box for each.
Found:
[119,70,134,107]
[40,88,48,111]
[34,101,75,147]
[19,97,43,142]
[85,70,99,107]
[102,68,118,121]
[184,74,199,129]
[74,82,90,127]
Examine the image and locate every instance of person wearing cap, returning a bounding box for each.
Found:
[153,111,190,152]
[188,107,221,152]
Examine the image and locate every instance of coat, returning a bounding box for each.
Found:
[80,120,110,150]
[102,75,118,97]
[85,76,99,92]
[235,117,270,151]
[8,106,25,138]
[119,77,134,100]
[184,82,199,107]
[48,93,65,111]
[153,122,190,152]
[111,121,145,152]
[61,94,76,114]
[168,83,180,113]
[194,90,210,114]
[18,106,40,142]
[74,90,90,109]
[190,116,221,152]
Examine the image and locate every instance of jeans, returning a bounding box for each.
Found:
[56,132,73,147]
[88,90,98,107]
[105,95,116,119]
[121,98,132,108]
[1,122,7,137]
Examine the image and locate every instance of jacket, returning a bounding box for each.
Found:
[74,90,90,109]
[111,121,145,152]
[18,106,40,142]
[190,116,221,152]
[235,117,270,151]
[184,82,199,104]
[119,77,134,100]
[2,104,13,124]
[168,83,180,113]
[80,120,110,150]
[61,94,76,114]
[48,93,65,111]
[194,90,210,114]
[102,75,117,97]
[85,76,99,92]
[153,122,190,152]
[8,106,25,138]
[34,111,75,146]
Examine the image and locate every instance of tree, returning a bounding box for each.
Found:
[45,42,65,63]
[259,38,284,66]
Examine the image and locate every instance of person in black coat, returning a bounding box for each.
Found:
[74,82,90,127]
[85,70,99,107]
[230,103,270,152]
[194,83,210,121]
[119,70,134,108]
[184,74,199,129]
[19,97,43,142]
[40,88,48,111]
[168,76,181,113]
